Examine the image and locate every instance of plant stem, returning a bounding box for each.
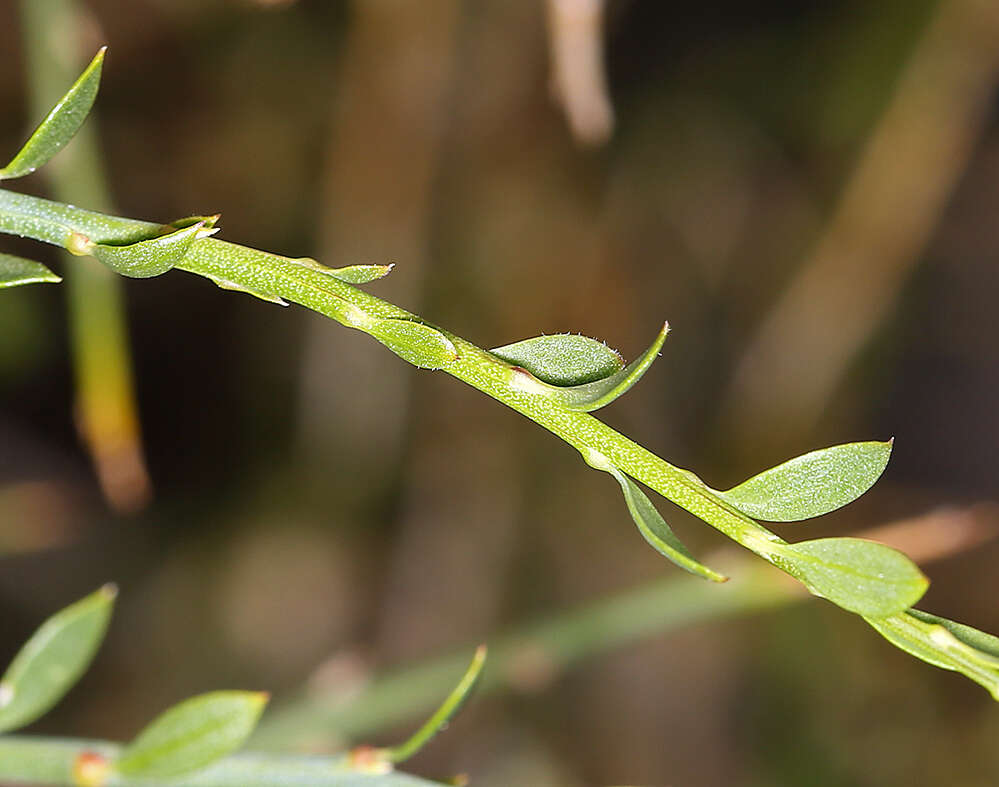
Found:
[0,737,440,786]
[0,186,786,558]
[253,554,794,749]
[19,0,151,512]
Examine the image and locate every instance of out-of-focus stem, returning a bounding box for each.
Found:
[720,0,999,447]
[253,504,997,749]
[546,0,614,146]
[19,0,151,512]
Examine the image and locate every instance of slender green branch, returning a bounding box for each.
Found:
[3,50,999,708]
[0,737,442,787]
[19,0,152,512]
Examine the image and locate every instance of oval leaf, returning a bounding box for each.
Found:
[866,610,999,699]
[0,585,116,733]
[370,318,458,369]
[496,324,668,412]
[584,450,727,582]
[116,691,269,778]
[91,221,210,278]
[714,440,893,522]
[0,49,105,180]
[780,537,927,617]
[491,334,623,386]
[0,253,61,288]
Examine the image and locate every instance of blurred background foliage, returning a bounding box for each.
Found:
[2,1,999,785]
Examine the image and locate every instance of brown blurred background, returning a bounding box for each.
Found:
[2,1,999,785]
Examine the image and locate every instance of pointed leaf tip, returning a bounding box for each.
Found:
[0,49,106,180]
[779,537,927,617]
[116,690,269,778]
[0,253,61,288]
[0,586,116,733]
[715,440,893,522]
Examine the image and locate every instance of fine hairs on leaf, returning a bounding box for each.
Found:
[3,43,999,784]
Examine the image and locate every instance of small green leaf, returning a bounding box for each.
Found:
[291,257,394,284]
[370,318,458,369]
[714,440,893,522]
[0,584,116,733]
[0,253,61,288]
[778,537,927,617]
[0,48,105,180]
[206,274,288,305]
[584,449,727,582]
[91,221,214,278]
[865,610,999,699]
[495,324,669,412]
[115,691,269,778]
[491,334,623,386]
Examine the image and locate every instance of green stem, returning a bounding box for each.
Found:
[253,555,794,749]
[0,186,784,561]
[0,737,440,786]
[19,0,151,512]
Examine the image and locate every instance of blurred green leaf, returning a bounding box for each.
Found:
[371,318,458,369]
[585,449,727,582]
[780,537,927,617]
[715,440,893,522]
[0,253,60,288]
[0,48,105,180]
[866,610,999,699]
[0,584,116,733]
[90,221,214,278]
[491,333,623,386]
[115,691,269,778]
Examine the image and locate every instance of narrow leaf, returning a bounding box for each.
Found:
[714,440,893,522]
[115,691,269,778]
[779,537,927,617]
[291,257,394,284]
[384,644,488,764]
[0,253,61,288]
[206,274,288,305]
[584,449,727,582]
[370,318,458,369]
[91,221,214,278]
[491,334,623,386]
[0,585,116,733]
[0,48,106,180]
[865,610,999,699]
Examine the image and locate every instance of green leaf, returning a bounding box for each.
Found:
[0,585,116,733]
[778,537,927,617]
[0,48,105,180]
[115,691,269,778]
[291,257,394,284]
[865,610,999,699]
[0,253,61,288]
[584,449,727,582]
[89,221,215,278]
[491,334,623,386]
[714,440,893,522]
[495,324,669,412]
[370,318,458,369]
